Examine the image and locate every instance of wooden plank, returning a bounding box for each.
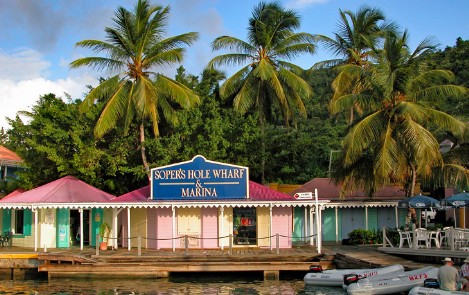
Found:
[0,253,38,259]
[39,260,333,275]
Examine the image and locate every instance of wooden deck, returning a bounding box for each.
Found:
[2,244,464,279]
[33,246,331,279]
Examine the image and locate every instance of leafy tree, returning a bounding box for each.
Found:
[208,1,315,183]
[70,0,199,179]
[315,6,396,124]
[424,38,469,120]
[5,94,148,195]
[332,31,468,198]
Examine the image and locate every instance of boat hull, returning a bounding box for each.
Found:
[303,264,404,287]
[409,287,468,295]
[346,266,438,295]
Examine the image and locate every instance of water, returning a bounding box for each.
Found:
[0,273,346,295]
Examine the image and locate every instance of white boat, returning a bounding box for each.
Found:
[409,286,469,294]
[303,264,404,286]
[346,266,438,295]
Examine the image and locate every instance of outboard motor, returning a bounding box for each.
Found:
[343,274,360,286]
[308,265,323,273]
[423,278,439,289]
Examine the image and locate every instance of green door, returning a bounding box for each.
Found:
[322,208,338,242]
[292,207,305,245]
[56,209,70,248]
[2,209,11,234]
[91,208,103,247]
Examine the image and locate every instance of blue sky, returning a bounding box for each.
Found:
[0,0,468,129]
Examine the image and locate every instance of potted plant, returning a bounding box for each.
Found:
[99,222,111,251]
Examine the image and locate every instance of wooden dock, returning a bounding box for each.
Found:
[34,246,332,279]
[3,244,464,279]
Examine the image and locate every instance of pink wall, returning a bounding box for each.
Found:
[156,207,173,249]
[201,207,218,248]
[272,207,293,248]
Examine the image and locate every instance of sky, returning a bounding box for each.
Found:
[0,0,468,130]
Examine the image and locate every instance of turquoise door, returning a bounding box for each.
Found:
[322,208,338,242]
[91,208,103,247]
[292,207,305,244]
[56,209,70,248]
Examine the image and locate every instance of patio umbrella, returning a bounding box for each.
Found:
[442,192,469,228]
[398,194,441,228]
[398,194,441,209]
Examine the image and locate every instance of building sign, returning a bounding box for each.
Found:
[151,155,249,200]
[294,192,313,200]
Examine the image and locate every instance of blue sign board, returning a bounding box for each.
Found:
[151,155,249,200]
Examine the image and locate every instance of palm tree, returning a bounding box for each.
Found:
[208,1,315,183]
[314,6,396,124]
[70,0,199,179]
[332,31,468,198]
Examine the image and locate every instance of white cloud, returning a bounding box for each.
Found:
[285,0,330,9]
[0,75,96,130]
[0,48,50,81]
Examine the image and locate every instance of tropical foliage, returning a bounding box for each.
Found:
[208,1,316,183]
[1,1,468,197]
[331,31,468,197]
[70,0,199,178]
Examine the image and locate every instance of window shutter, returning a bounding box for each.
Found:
[23,209,32,236]
[2,209,11,234]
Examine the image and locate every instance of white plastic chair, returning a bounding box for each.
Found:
[398,229,413,248]
[415,228,430,249]
[439,227,451,248]
[428,229,441,248]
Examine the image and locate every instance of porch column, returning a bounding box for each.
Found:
[314,188,321,253]
[172,206,176,251]
[365,206,369,230]
[309,207,314,246]
[220,207,224,250]
[127,207,131,251]
[335,207,339,243]
[79,209,84,251]
[269,204,273,250]
[317,203,323,253]
[395,206,399,228]
[112,208,118,250]
[33,207,38,252]
[304,207,308,244]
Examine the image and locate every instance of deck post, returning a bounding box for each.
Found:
[138,235,141,256]
[96,234,99,256]
[184,235,189,256]
[382,227,386,247]
[264,270,279,281]
[276,233,279,254]
[229,234,232,255]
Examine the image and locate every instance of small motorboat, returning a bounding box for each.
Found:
[409,286,469,294]
[303,264,404,287]
[345,266,438,294]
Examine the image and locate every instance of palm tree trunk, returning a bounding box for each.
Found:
[410,163,417,197]
[140,124,151,181]
[260,112,266,185]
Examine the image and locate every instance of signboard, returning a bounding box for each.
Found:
[151,155,249,200]
[294,192,313,200]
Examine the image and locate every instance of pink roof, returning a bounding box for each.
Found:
[0,146,22,163]
[0,176,115,203]
[249,181,295,200]
[112,185,150,202]
[289,178,406,201]
[113,181,295,202]
[1,189,26,201]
